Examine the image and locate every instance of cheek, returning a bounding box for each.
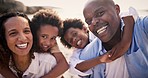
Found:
[89,26,94,33]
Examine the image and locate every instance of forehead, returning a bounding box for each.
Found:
[4,16,29,30]
[5,16,28,25]
[39,25,59,34]
[84,0,113,12]
[66,28,82,34]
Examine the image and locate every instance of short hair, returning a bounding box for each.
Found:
[31,9,63,52]
[0,12,32,65]
[60,18,85,48]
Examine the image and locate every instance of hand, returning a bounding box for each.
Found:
[50,42,61,53]
[99,52,112,63]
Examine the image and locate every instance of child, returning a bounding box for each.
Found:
[31,9,69,78]
[60,16,134,77]
[0,12,58,78]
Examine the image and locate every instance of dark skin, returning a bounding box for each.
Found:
[78,0,135,72]
[109,16,135,60]
[75,16,134,72]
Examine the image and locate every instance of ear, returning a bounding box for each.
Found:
[115,4,120,15]
[82,26,88,33]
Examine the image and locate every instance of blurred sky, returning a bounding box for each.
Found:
[18,0,148,21]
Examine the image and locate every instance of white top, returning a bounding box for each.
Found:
[0,52,61,78]
[69,31,96,76]
[69,7,138,77]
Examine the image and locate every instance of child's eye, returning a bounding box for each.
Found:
[51,36,56,40]
[42,35,47,39]
[73,32,77,37]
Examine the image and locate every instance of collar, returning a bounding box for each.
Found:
[120,18,125,31]
[23,53,39,75]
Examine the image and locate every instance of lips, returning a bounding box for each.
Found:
[97,26,107,34]
[16,43,28,49]
[76,40,82,46]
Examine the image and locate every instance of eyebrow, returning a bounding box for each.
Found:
[93,6,104,14]
[8,29,16,34]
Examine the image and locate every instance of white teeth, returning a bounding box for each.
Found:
[77,40,81,46]
[97,26,107,34]
[43,46,48,48]
[17,43,27,48]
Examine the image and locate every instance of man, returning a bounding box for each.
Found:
[83,0,148,78]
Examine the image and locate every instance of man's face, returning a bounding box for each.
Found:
[64,27,89,49]
[83,0,121,42]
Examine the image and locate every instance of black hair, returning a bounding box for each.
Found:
[60,18,85,48]
[31,9,63,52]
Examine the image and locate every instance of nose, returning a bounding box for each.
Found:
[89,18,99,32]
[91,18,100,26]
[71,36,76,45]
[18,33,27,41]
[45,40,51,46]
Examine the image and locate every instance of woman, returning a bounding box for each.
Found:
[0,12,57,78]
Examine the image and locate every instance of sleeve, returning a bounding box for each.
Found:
[120,7,138,22]
[69,50,93,76]
[143,16,148,33]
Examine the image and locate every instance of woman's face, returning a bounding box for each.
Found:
[37,25,58,52]
[4,16,33,56]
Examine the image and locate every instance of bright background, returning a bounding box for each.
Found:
[18,0,148,21]
[17,0,148,78]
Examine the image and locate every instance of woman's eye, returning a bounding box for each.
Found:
[24,29,31,34]
[9,32,17,36]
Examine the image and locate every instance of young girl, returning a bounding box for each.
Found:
[31,9,69,78]
[0,12,65,78]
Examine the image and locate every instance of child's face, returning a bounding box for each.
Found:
[37,25,58,52]
[64,27,89,49]
[5,16,33,56]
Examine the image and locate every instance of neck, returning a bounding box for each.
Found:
[102,26,122,51]
[12,54,31,72]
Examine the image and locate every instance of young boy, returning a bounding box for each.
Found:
[60,16,134,78]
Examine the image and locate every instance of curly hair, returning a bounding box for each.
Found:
[0,12,34,65]
[31,9,63,52]
[60,18,85,49]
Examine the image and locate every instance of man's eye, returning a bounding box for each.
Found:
[95,11,104,17]
[86,19,92,25]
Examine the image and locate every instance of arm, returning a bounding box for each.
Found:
[42,43,69,78]
[109,16,135,60]
[75,52,110,72]
[75,38,111,72]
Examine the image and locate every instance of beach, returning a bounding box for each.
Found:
[18,0,148,78]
